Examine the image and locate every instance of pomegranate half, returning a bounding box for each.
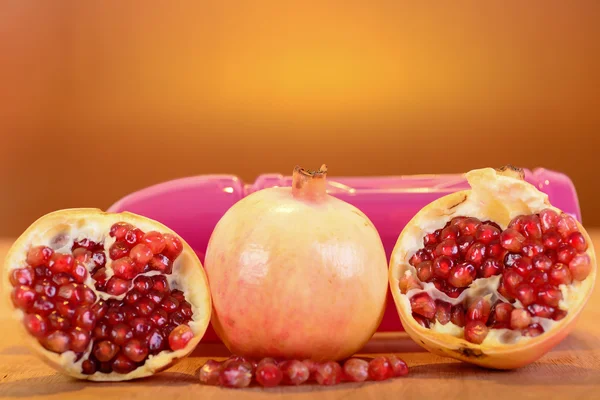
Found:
[204,165,388,361]
[2,208,211,381]
[389,167,596,369]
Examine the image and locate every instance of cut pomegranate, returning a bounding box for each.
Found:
[4,209,210,381]
[390,167,596,369]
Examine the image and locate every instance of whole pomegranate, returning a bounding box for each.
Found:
[3,208,211,381]
[204,165,388,361]
[389,166,596,369]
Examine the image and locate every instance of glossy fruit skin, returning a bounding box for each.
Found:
[205,167,388,362]
[388,168,597,370]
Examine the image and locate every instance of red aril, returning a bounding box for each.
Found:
[368,356,393,381]
[199,360,222,385]
[389,167,596,369]
[256,360,283,387]
[314,361,343,385]
[4,209,211,381]
[204,165,388,362]
[342,358,369,382]
[280,360,310,385]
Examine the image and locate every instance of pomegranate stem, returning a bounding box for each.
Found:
[292,164,328,202]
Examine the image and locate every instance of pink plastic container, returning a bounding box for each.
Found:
[108,168,581,342]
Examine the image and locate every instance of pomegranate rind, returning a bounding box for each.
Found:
[2,208,211,381]
[205,186,388,361]
[389,168,596,369]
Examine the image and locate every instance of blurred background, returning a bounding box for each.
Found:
[0,1,598,237]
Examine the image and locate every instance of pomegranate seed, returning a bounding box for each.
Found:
[124,228,143,247]
[43,331,71,353]
[123,339,149,362]
[94,322,110,340]
[34,266,51,278]
[409,249,431,266]
[159,296,179,313]
[48,253,75,274]
[510,309,532,330]
[450,304,466,327]
[508,215,525,232]
[541,231,561,250]
[106,277,130,295]
[399,274,421,293]
[71,262,88,284]
[339,358,368,382]
[549,263,573,286]
[480,258,503,278]
[521,241,544,258]
[440,225,460,241]
[539,209,559,232]
[466,242,486,266]
[464,321,488,344]
[538,284,563,307]
[504,253,522,269]
[171,289,185,302]
[457,235,474,255]
[55,300,75,319]
[111,353,137,374]
[466,297,491,323]
[387,355,409,377]
[163,233,184,260]
[152,275,170,293]
[256,360,283,387]
[448,262,476,288]
[367,356,392,381]
[105,307,125,326]
[146,329,166,354]
[133,275,153,294]
[92,251,106,267]
[10,267,35,286]
[131,317,153,337]
[566,232,587,253]
[527,303,555,318]
[57,283,81,302]
[557,245,576,264]
[487,240,504,259]
[52,272,73,286]
[521,215,542,239]
[111,257,137,280]
[435,239,458,257]
[34,279,57,298]
[135,297,155,316]
[458,217,481,236]
[199,360,222,385]
[553,309,568,321]
[497,281,514,302]
[110,222,133,240]
[149,254,172,274]
[168,325,194,350]
[475,224,500,244]
[75,308,97,330]
[433,300,451,325]
[415,261,433,282]
[492,303,513,323]
[94,340,119,362]
[142,232,166,254]
[413,313,430,328]
[150,310,169,327]
[32,296,55,316]
[515,284,536,306]
[410,293,436,319]
[130,244,153,267]
[26,246,54,267]
[423,232,439,246]
[513,256,533,277]
[219,361,252,388]
[23,314,48,337]
[532,254,552,272]
[569,253,592,281]
[124,290,142,305]
[73,247,92,264]
[81,359,98,375]
[98,362,112,373]
[110,323,134,346]
[147,289,165,304]
[433,256,454,279]
[109,242,130,261]
[502,270,523,296]
[557,214,578,238]
[522,323,544,337]
[70,327,91,352]
[528,270,548,286]
[315,361,343,385]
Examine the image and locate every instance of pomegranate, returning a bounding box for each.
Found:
[389,167,596,369]
[204,165,388,361]
[2,208,211,381]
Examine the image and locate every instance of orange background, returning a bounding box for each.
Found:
[1,1,599,236]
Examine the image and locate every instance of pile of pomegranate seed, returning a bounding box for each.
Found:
[401,209,592,344]
[9,222,194,375]
[199,354,409,388]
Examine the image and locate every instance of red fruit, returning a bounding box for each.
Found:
[515,284,537,307]
[168,325,194,351]
[569,253,592,281]
[510,309,532,330]
[475,224,501,244]
[435,240,459,257]
[527,304,555,318]
[94,340,120,362]
[549,263,573,286]
[416,261,433,282]
[557,245,576,264]
[11,285,36,310]
[448,262,476,288]
[457,235,475,255]
[513,256,533,277]
[82,359,98,375]
[315,361,343,385]
[532,254,552,272]
[464,321,488,344]
[163,233,184,260]
[110,222,133,240]
[522,323,545,337]
[11,267,35,286]
[256,361,283,387]
[219,361,252,388]
[410,293,436,319]
[527,270,548,286]
[110,323,134,346]
[466,297,491,323]
[542,231,561,250]
[480,258,503,278]
[457,217,481,236]
[23,314,48,338]
[423,232,439,246]
[130,244,153,267]
[48,253,75,274]
[142,232,166,254]
[538,284,562,307]
[492,303,513,324]
[112,257,137,280]
[465,242,487,266]
[43,331,70,353]
[106,277,130,296]
[450,304,466,327]
[435,300,451,325]
[75,307,97,330]
[109,242,130,261]
[112,353,137,374]
[70,328,91,352]
[199,360,222,385]
[557,214,578,238]
[123,339,149,362]
[26,246,54,267]
[387,355,409,377]
[539,209,559,232]
[368,356,393,381]
[149,254,172,274]
[521,215,542,239]
[433,256,454,279]
[342,358,369,382]
[124,228,144,247]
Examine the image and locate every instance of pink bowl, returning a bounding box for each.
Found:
[108,168,581,342]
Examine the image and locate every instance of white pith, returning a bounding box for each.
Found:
[2,208,211,381]
[390,168,596,352]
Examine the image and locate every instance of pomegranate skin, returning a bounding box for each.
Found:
[2,208,211,381]
[389,167,596,370]
[205,165,388,361]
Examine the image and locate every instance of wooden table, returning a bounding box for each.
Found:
[1,234,599,400]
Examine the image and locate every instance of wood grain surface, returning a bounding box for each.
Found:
[1,233,599,400]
